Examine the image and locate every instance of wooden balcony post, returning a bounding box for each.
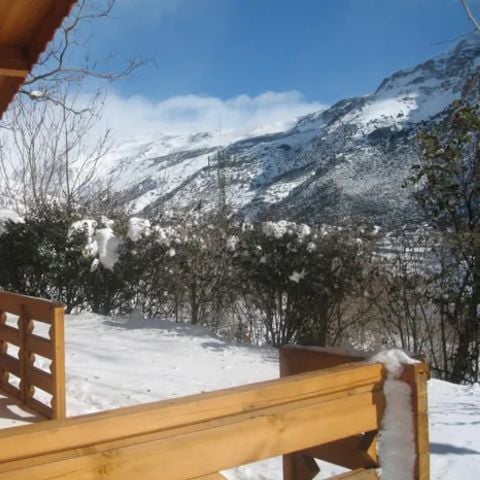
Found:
[400,363,430,480]
[50,305,66,419]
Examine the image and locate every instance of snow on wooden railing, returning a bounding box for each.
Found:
[0,291,65,419]
[280,345,430,480]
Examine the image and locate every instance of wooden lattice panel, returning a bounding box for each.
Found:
[0,291,65,419]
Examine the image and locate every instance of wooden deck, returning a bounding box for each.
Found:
[0,291,429,479]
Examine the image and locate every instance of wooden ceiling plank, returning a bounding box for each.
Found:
[27,0,77,64]
[0,1,16,35]
[0,45,29,78]
[0,76,23,117]
[0,0,51,46]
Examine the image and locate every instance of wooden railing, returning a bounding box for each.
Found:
[0,354,429,480]
[0,291,65,419]
[280,345,430,480]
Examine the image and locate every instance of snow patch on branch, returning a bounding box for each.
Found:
[289,269,305,283]
[369,349,419,480]
[226,235,239,251]
[262,220,311,240]
[0,209,24,235]
[70,219,98,256]
[128,217,151,241]
[95,227,121,271]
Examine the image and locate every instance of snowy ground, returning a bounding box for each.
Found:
[3,313,479,479]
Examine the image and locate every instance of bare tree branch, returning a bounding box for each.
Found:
[19,0,148,110]
[461,0,480,31]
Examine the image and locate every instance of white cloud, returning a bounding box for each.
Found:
[97,90,326,142]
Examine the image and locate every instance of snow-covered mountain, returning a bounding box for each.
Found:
[102,34,480,225]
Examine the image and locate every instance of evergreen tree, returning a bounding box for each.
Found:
[409,102,480,382]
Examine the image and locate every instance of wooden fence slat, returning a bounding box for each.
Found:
[0,390,383,479]
[1,382,20,399]
[27,366,54,395]
[0,353,20,377]
[25,334,53,360]
[0,324,20,346]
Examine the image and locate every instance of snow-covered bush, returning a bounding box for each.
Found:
[233,221,375,346]
[113,228,175,318]
[0,205,92,312]
[106,213,240,327]
[0,207,377,349]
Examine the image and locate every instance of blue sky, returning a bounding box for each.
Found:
[79,0,476,139]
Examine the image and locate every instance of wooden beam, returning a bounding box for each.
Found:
[0,76,23,119]
[0,57,29,77]
[0,46,29,78]
[50,305,66,419]
[0,1,78,118]
[280,345,423,377]
[283,453,320,480]
[300,431,379,470]
[0,389,383,479]
[0,363,385,465]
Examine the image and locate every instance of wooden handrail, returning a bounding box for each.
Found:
[0,340,429,479]
[0,362,386,479]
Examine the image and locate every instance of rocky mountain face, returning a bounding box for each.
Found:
[102,34,480,226]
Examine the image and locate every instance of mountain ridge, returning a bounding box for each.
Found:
[101,33,480,226]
